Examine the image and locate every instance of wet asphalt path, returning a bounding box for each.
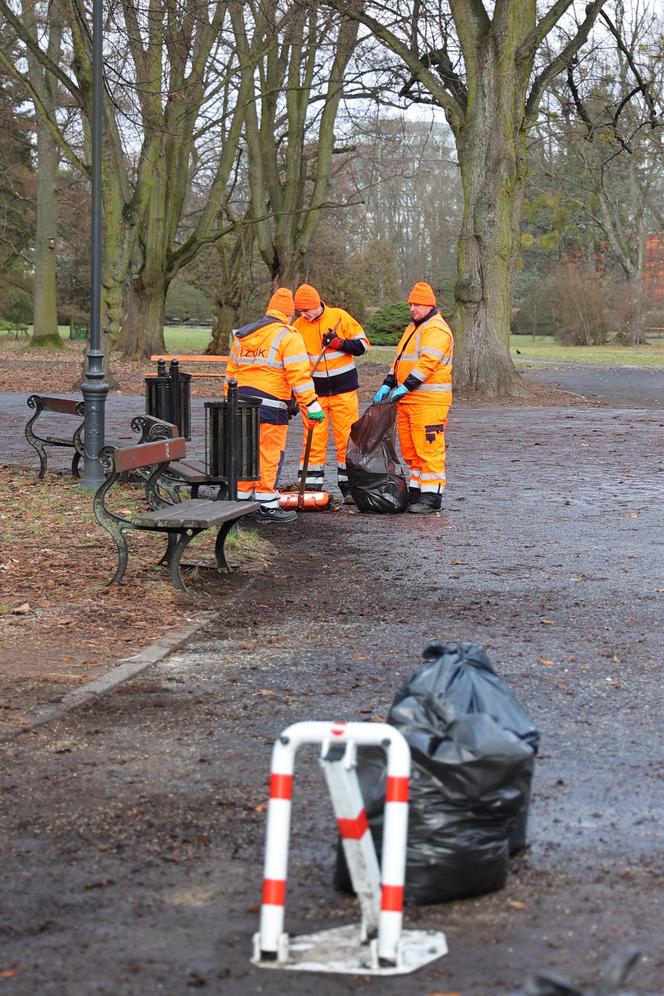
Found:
[1,373,664,994]
[521,361,664,408]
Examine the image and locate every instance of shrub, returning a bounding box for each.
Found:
[1,293,32,326]
[165,280,213,324]
[365,301,412,344]
[550,266,610,345]
[511,282,561,337]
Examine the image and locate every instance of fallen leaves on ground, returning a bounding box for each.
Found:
[0,464,274,727]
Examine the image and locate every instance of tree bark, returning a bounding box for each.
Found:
[118,276,168,360]
[206,301,237,356]
[24,0,62,349]
[30,120,61,348]
[453,52,527,395]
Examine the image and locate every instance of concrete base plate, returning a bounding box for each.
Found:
[251,923,447,975]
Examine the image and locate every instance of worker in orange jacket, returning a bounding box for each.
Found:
[373,282,453,514]
[293,283,370,502]
[226,287,324,523]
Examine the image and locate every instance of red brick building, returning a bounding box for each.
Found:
[643,233,664,301]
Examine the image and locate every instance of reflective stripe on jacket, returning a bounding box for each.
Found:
[225,309,316,424]
[294,305,369,396]
[391,311,453,400]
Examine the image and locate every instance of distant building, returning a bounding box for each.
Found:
[643,233,664,301]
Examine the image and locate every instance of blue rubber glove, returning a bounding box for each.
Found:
[390,385,409,402]
[373,384,391,403]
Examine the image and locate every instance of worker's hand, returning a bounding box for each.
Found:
[373,384,391,403]
[390,385,409,402]
[323,329,342,350]
[306,400,325,423]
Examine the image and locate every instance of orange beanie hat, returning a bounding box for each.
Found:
[294,283,321,311]
[408,281,436,307]
[267,287,295,316]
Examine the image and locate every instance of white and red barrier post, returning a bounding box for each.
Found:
[255,720,412,968]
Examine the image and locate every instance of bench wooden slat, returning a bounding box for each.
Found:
[37,397,82,415]
[134,499,258,529]
[114,437,187,473]
[143,371,226,378]
[150,354,228,363]
[168,459,219,484]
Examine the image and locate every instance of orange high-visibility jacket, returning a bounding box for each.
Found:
[294,305,369,396]
[226,308,316,424]
[386,311,453,401]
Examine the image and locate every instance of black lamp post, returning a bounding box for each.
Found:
[80,0,108,489]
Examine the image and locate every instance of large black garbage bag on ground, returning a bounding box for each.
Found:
[335,642,539,905]
[402,641,540,856]
[346,402,408,513]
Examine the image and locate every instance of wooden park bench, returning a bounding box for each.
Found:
[25,394,86,479]
[93,436,259,590]
[130,414,230,506]
[25,399,179,482]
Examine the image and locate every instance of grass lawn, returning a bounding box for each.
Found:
[510,334,664,367]
[7,325,664,369]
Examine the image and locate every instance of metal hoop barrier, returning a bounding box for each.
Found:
[251,720,447,976]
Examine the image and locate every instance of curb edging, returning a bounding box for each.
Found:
[0,612,217,745]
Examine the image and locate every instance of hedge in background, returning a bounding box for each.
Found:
[365,301,411,344]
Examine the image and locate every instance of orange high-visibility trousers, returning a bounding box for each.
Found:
[299,391,359,488]
[397,401,449,494]
[238,423,288,507]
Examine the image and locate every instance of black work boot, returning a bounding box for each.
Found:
[407,493,442,515]
[408,487,420,506]
[256,505,297,523]
[338,481,355,505]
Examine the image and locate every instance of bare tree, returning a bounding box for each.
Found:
[232,1,360,286]
[19,0,64,347]
[325,0,608,395]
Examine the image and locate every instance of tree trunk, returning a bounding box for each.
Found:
[118,277,167,359]
[205,228,256,355]
[206,301,238,355]
[30,120,61,348]
[452,43,528,397]
[24,0,62,349]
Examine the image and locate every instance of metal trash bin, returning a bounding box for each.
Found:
[144,359,192,439]
[205,380,260,500]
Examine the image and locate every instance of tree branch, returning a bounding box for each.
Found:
[323,0,465,129]
[600,9,660,130]
[0,0,83,103]
[525,0,607,124]
[518,0,576,64]
[0,50,88,175]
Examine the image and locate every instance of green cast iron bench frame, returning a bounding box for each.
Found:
[134,414,233,506]
[25,399,178,484]
[25,395,86,479]
[94,436,259,590]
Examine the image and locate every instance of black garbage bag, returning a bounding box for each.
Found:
[346,402,408,513]
[335,642,539,905]
[407,641,540,855]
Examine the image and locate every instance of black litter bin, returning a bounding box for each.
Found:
[144,359,192,439]
[205,387,260,496]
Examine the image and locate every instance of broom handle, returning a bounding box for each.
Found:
[299,425,315,506]
[296,338,328,507]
